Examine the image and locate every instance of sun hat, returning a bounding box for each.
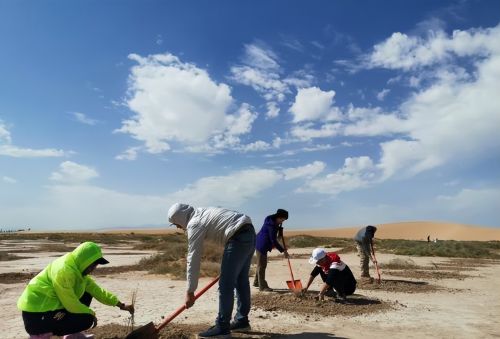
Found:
[308,248,326,264]
[275,209,289,220]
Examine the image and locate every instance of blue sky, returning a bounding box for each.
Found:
[1,1,499,230]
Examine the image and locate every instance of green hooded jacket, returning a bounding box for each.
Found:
[17,242,119,315]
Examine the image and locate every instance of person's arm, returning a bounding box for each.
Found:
[317,282,331,301]
[85,277,134,314]
[53,270,94,315]
[185,224,206,308]
[267,224,285,253]
[303,267,320,292]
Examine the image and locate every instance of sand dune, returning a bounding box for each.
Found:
[286,221,500,241]
[102,221,500,241]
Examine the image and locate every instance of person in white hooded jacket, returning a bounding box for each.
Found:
[168,203,256,338]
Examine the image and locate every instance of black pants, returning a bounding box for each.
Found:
[317,265,357,296]
[22,292,94,336]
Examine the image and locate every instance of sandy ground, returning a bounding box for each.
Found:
[1,243,500,338]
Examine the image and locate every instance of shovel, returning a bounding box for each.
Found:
[125,276,220,339]
[372,250,382,284]
[282,235,302,293]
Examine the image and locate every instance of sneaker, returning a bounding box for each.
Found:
[230,320,251,332]
[198,325,231,338]
[324,289,337,298]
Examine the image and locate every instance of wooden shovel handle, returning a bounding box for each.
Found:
[281,234,297,285]
[156,276,220,331]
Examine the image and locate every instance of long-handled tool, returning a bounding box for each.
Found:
[125,276,220,339]
[282,235,302,292]
[371,248,382,284]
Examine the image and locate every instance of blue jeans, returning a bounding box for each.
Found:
[217,224,256,330]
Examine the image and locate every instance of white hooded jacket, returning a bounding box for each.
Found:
[168,203,252,293]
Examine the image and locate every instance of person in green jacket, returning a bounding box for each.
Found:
[17,241,134,339]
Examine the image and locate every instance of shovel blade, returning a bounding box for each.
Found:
[286,279,303,291]
[125,322,158,339]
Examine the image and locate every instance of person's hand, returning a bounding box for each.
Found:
[284,250,290,259]
[91,315,98,328]
[118,302,135,314]
[185,292,196,309]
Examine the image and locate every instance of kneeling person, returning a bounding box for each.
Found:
[303,248,356,301]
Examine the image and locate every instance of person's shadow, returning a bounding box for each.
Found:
[234,330,348,338]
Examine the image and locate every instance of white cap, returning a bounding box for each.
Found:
[309,248,326,264]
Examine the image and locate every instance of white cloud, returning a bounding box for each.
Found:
[0,145,66,158]
[238,140,271,152]
[266,102,280,118]
[115,147,141,161]
[435,188,500,225]
[301,156,378,195]
[2,176,17,184]
[0,122,67,158]
[283,161,326,180]
[290,123,342,140]
[376,88,390,101]
[243,43,280,71]
[366,25,499,70]
[378,51,500,178]
[289,87,341,122]
[71,112,99,125]
[343,106,408,137]
[0,122,12,143]
[225,103,258,136]
[170,168,282,207]
[50,161,99,184]
[230,65,288,102]
[117,53,235,153]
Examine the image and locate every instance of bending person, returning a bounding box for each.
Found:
[17,241,134,339]
[168,203,256,338]
[354,225,378,279]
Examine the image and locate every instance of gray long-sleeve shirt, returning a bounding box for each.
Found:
[168,203,252,293]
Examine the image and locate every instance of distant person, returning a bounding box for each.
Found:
[427,235,430,242]
[254,209,289,291]
[17,242,134,339]
[302,248,356,302]
[354,225,378,279]
[168,203,256,338]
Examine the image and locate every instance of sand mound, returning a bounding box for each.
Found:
[252,290,390,318]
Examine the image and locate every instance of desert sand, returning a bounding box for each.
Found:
[1,233,500,339]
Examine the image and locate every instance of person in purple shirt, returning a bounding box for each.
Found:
[253,209,289,291]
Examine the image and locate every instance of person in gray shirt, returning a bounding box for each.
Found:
[354,225,377,279]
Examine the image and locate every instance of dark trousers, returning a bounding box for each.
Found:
[323,266,357,297]
[326,265,356,297]
[22,292,94,335]
[252,250,269,289]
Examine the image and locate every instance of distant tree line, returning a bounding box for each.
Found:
[0,228,31,233]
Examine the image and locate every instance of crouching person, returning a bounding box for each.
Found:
[302,248,357,302]
[17,242,134,339]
